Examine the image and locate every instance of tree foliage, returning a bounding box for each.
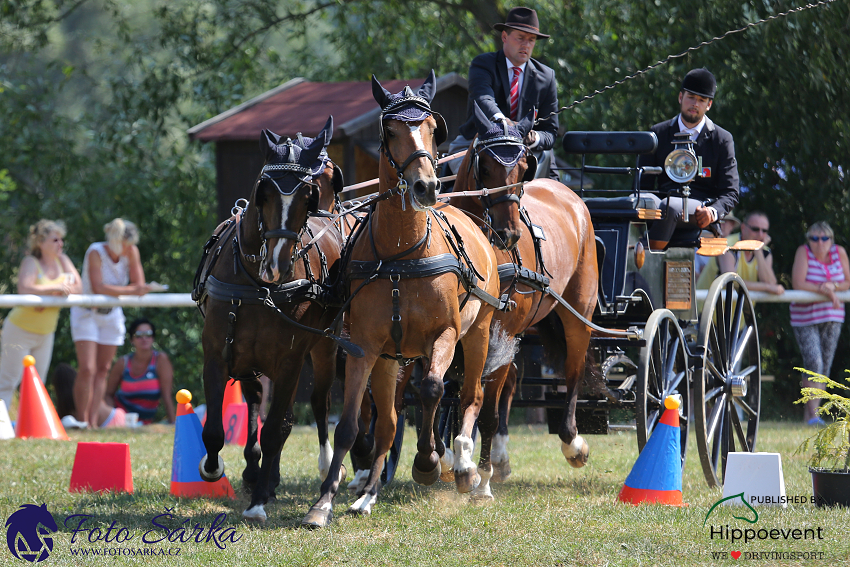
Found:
[1,0,848,417]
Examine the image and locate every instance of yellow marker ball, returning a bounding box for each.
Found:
[176,389,192,404]
[22,355,36,367]
[664,395,681,410]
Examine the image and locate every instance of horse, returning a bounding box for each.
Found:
[301,71,508,528]
[445,102,599,499]
[193,117,355,522]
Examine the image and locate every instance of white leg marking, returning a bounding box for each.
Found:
[347,469,369,493]
[440,447,455,471]
[491,433,509,464]
[454,435,476,473]
[561,435,586,459]
[242,504,267,522]
[471,466,494,500]
[349,491,378,515]
[318,440,333,480]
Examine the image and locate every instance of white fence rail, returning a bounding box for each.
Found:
[0,289,847,309]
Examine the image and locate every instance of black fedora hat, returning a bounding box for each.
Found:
[493,7,550,39]
[681,68,717,99]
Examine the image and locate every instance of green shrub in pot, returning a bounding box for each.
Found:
[794,369,850,472]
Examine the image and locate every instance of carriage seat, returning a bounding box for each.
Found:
[583,195,657,210]
[563,131,658,156]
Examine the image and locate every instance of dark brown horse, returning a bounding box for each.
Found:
[301,72,505,528]
[446,103,599,499]
[194,117,352,522]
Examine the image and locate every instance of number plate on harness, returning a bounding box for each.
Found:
[665,261,692,310]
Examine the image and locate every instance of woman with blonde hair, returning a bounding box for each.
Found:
[0,220,82,412]
[67,218,150,428]
[791,220,850,425]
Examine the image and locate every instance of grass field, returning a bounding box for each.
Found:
[1,420,848,566]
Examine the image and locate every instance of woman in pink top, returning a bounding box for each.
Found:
[790,221,850,424]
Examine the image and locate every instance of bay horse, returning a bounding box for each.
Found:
[193,117,356,522]
[301,72,508,528]
[446,102,599,499]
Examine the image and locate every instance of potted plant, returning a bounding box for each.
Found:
[795,368,850,507]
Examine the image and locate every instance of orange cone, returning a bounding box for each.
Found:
[222,380,243,414]
[15,356,69,440]
[69,443,133,493]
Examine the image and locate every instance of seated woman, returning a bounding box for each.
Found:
[97,318,176,426]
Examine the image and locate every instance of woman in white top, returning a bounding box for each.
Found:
[69,218,150,428]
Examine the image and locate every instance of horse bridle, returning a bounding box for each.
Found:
[469,130,532,221]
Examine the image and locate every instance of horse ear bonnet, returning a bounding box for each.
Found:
[374,70,444,145]
[471,101,528,171]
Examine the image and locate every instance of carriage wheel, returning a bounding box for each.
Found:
[695,273,761,487]
[636,309,690,467]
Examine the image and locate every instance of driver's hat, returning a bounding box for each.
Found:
[681,68,716,99]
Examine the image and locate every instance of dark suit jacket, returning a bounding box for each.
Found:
[638,115,739,219]
[458,50,559,151]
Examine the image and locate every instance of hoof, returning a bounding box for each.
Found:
[439,449,455,482]
[470,492,495,503]
[561,437,589,469]
[338,464,348,484]
[411,460,441,486]
[199,455,224,482]
[301,506,333,529]
[454,468,481,494]
[242,505,267,523]
[491,459,511,483]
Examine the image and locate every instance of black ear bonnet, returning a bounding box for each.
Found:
[372,70,446,146]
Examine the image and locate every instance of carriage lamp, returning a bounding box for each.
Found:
[634,240,645,269]
[664,133,698,222]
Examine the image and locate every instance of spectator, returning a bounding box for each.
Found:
[790,221,850,425]
[0,220,82,412]
[696,212,741,289]
[68,218,150,429]
[99,318,175,425]
[717,211,785,295]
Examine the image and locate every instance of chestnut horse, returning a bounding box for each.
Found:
[447,103,599,499]
[193,117,355,522]
[301,72,506,528]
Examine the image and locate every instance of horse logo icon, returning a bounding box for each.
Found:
[5,504,58,563]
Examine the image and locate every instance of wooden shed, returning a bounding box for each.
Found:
[188,73,469,221]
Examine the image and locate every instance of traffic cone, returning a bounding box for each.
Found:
[15,355,69,440]
[0,400,15,440]
[222,379,243,413]
[170,390,235,499]
[69,443,133,493]
[618,395,686,506]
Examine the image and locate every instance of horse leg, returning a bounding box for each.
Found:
[243,368,300,522]
[491,362,517,482]
[310,338,339,481]
[241,376,264,493]
[349,357,399,515]
[472,362,510,500]
[453,319,491,493]
[411,328,457,486]
[302,351,378,529]
[200,358,226,482]
[347,389,375,494]
[555,308,593,469]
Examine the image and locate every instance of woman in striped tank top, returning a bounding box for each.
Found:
[103,318,175,425]
[790,221,850,425]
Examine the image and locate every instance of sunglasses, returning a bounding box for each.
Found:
[809,235,831,242]
[133,330,154,338]
[745,224,769,234]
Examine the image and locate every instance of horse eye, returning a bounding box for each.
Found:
[385,128,395,138]
[481,166,490,176]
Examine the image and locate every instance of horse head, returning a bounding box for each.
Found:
[253,116,334,284]
[372,70,446,209]
[469,102,536,250]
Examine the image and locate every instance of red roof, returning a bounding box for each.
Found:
[189,79,421,142]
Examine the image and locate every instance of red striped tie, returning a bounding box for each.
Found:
[509,66,521,120]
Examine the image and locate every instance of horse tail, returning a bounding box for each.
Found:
[482,321,520,377]
[533,312,566,373]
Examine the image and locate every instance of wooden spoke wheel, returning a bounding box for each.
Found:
[695,273,761,487]
[636,309,690,468]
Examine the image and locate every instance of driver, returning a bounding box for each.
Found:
[446,7,559,178]
[638,68,739,250]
